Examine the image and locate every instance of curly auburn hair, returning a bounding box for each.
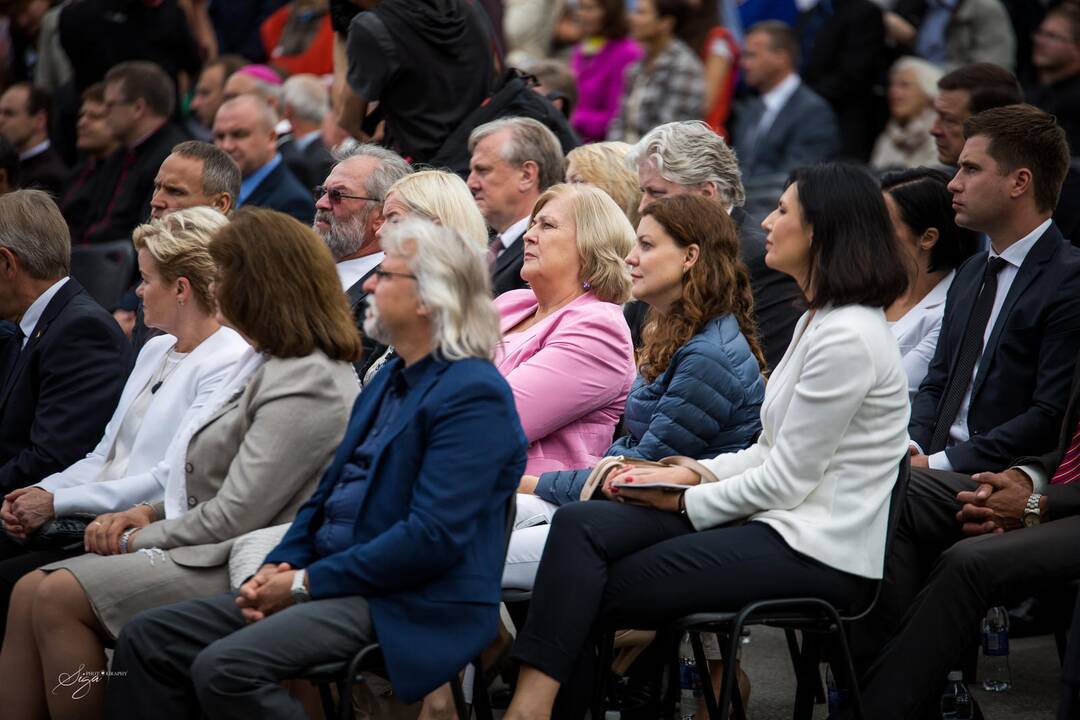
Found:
[636,195,766,382]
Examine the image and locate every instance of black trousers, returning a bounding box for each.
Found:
[848,468,1080,719]
[510,501,872,690]
[0,533,80,638]
[106,591,375,720]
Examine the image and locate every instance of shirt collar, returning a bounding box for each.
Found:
[239,153,283,205]
[18,139,49,162]
[990,218,1052,268]
[19,277,69,346]
[498,216,531,249]
[336,252,384,291]
[762,73,801,114]
[296,130,323,152]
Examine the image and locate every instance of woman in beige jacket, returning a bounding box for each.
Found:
[0,209,362,720]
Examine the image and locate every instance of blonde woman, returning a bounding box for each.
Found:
[565,141,642,227]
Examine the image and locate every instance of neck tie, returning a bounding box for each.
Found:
[928,257,1009,454]
[486,235,502,268]
[1052,419,1080,485]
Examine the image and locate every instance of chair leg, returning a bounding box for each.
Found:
[689,632,721,720]
[450,676,470,720]
[472,658,494,720]
[592,632,614,719]
[316,681,337,720]
[792,632,822,720]
[830,622,865,720]
[784,629,826,705]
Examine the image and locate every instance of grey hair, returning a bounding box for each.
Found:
[282,74,329,124]
[380,217,501,361]
[0,189,70,279]
[468,117,565,190]
[171,140,242,204]
[626,121,747,208]
[334,143,412,201]
[890,56,944,103]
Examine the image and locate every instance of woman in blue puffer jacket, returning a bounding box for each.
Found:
[506,193,768,589]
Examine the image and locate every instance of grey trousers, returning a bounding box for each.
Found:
[106,591,374,720]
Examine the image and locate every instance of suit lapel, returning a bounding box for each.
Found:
[940,252,987,377]
[492,233,524,279]
[0,279,82,410]
[346,266,379,312]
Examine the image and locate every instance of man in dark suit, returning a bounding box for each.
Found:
[311,144,412,380]
[467,117,565,297]
[213,95,311,224]
[732,21,840,218]
[847,106,1080,717]
[626,121,804,373]
[107,218,527,718]
[0,83,68,196]
[279,75,336,191]
[0,190,131,496]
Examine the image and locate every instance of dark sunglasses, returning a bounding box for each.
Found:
[313,186,380,204]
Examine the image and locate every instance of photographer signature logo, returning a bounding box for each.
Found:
[52,664,126,700]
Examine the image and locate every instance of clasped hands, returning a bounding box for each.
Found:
[955,468,1032,536]
[236,562,302,623]
[1,488,154,555]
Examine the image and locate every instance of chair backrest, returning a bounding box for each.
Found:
[70,239,137,311]
[847,453,910,620]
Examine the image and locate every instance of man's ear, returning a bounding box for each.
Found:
[0,247,19,277]
[214,192,233,215]
[1009,167,1034,201]
[519,160,540,193]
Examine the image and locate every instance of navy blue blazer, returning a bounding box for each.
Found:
[242,161,314,225]
[266,355,527,703]
[0,278,131,492]
[909,223,1080,472]
[732,81,840,180]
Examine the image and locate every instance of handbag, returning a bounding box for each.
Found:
[578,455,704,501]
[31,513,99,550]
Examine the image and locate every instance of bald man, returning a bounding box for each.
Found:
[212,96,310,223]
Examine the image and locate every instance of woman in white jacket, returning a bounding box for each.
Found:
[502,164,913,719]
[0,207,248,633]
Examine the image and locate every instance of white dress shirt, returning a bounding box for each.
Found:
[495,216,531,258]
[18,139,50,162]
[336,252,384,292]
[18,277,69,349]
[756,73,801,139]
[890,271,954,401]
[929,218,1052,471]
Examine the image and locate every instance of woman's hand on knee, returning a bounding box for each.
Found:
[84,508,151,555]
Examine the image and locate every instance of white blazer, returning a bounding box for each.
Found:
[683,304,910,579]
[36,327,250,515]
[890,271,954,401]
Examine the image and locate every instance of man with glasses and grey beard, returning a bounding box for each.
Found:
[312,144,411,380]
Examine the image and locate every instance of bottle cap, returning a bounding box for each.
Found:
[947,670,963,682]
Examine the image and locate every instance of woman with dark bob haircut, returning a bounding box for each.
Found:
[501,164,912,719]
[0,208,361,719]
[881,167,980,399]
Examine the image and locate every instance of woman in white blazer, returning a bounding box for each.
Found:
[501,164,914,719]
[882,168,980,400]
[0,208,248,631]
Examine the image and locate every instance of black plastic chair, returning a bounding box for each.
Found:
[671,454,911,720]
[70,239,136,310]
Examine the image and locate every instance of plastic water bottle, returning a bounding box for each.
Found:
[940,670,973,719]
[678,633,702,719]
[825,664,849,715]
[981,606,1011,692]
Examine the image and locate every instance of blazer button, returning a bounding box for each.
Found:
[187,495,197,508]
[185,463,194,474]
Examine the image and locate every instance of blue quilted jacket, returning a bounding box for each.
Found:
[534,314,765,506]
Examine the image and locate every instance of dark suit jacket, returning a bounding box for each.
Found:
[19,146,69,197]
[280,136,336,191]
[344,267,388,381]
[490,231,528,298]
[0,279,132,493]
[242,161,313,225]
[265,355,527,703]
[732,80,841,181]
[625,208,802,373]
[909,223,1080,473]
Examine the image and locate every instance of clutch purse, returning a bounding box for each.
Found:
[579,455,705,501]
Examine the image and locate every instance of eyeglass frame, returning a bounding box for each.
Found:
[313,185,381,204]
[371,268,418,283]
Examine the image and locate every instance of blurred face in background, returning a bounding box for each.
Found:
[76,99,118,157]
[191,64,228,127]
[578,0,606,37]
[888,67,932,123]
[930,89,971,166]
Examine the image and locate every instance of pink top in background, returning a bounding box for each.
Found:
[495,289,636,475]
[570,37,643,143]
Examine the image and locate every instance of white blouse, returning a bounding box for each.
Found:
[889,271,954,401]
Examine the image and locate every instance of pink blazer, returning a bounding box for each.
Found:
[495,290,636,475]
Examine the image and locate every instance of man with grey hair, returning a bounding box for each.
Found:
[627,121,802,371]
[0,190,130,497]
[467,117,564,296]
[213,95,311,223]
[313,144,411,378]
[280,75,336,190]
[109,217,527,720]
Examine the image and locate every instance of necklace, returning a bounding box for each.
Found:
[150,347,188,394]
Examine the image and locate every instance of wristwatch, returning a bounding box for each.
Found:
[290,569,311,604]
[1022,493,1043,528]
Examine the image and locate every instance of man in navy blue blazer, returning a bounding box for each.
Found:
[107,217,527,718]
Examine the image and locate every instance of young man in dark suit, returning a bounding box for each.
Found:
[848,105,1080,717]
[0,190,131,499]
[107,218,527,719]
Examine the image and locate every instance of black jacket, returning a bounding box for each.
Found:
[242,160,314,225]
[490,230,528,299]
[280,136,336,192]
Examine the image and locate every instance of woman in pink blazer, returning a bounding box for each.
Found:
[495,184,637,476]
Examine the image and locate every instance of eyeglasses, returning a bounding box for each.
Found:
[313,185,380,204]
[372,268,418,283]
[1033,29,1078,44]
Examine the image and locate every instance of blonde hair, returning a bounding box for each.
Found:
[380,217,501,361]
[132,206,228,313]
[384,170,488,251]
[532,184,634,304]
[566,142,642,227]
